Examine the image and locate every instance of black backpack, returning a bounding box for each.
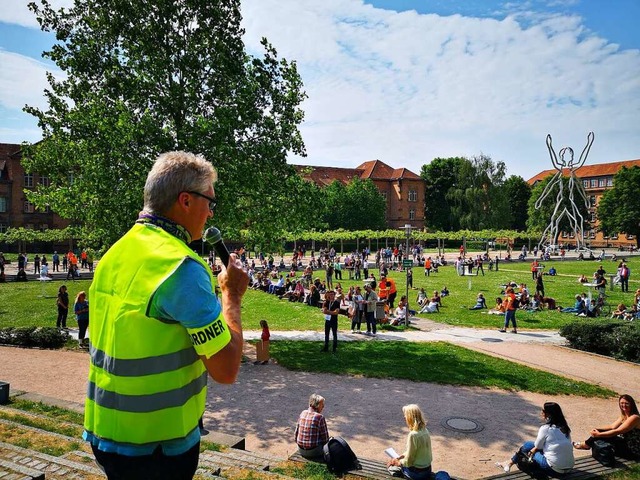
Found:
[323,436,360,475]
[592,440,616,467]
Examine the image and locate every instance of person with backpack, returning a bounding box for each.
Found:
[295,393,329,459]
[496,402,574,476]
[387,404,433,479]
[499,287,518,333]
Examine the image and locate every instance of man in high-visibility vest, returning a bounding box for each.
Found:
[83,151,248,479]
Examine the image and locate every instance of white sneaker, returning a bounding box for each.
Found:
[351,330,355,333]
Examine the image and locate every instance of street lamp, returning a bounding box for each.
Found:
[401,224,413,327]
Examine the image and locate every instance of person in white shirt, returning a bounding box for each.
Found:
[497,402,574,475]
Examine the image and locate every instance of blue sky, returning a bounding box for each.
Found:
[1,0,639,180]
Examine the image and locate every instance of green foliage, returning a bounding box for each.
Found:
[422,157,468,231]
[560,320,640,363]
[422,155,512,231]
[527,175,590,238]
[270,340,614,397]
[323,178,386,230]
[503,176,532,231]
[0,326,69,349]
[272,461,335,480]
[24,0,307,250]
[598,166,640,248]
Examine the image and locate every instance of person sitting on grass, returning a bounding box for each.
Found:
[560,294,586,315]
[469,292,487,310]
[419,295,440,314]
[624,304,639,321]
[487,297,506,315]
[440,286,449,297]
[416,288,428,307]
[578,274,588,283]
[611,303,627,320]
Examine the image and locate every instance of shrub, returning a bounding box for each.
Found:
[0,326,69,349]
[560,320,640,363]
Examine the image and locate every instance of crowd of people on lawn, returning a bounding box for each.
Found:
[295,393,640,479]
[0,249,93,283]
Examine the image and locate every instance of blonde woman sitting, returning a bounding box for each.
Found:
[387,404,433,479]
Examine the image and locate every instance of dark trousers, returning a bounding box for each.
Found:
[388,292,397,309]
[621,276,629,292]
[585,432,639,460]
[365,311,377,334]
[57,308,68,328]
[324,318,338,352]
[77,318,89,341]
[92,442,200,480]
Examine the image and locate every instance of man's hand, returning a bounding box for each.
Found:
[202,254,248,384]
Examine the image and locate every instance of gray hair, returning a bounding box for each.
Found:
[309,393,325,410]
[143,151,218,215]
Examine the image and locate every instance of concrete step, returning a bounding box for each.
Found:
[199,450,298,479]
[0,441,104,479]
[0,457,45,480]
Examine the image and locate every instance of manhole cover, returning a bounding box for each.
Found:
[441,417,484,433]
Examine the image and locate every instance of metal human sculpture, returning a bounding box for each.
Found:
[536,132,594,251]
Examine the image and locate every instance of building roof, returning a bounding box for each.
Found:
[0,143,22,159]
[296,159,422,186]
[527,159,640,185]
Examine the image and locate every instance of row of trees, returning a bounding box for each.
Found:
[16,0,640,251]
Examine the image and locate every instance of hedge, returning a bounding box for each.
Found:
[560,320,640,363]
[0,326,70,349]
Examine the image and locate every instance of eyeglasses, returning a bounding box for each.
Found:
[186,191,217,211]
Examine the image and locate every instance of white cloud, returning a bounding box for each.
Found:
[0,50,62,111]
[0,0,74,28]
[241,0,640,179]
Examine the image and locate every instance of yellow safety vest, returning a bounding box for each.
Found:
[84,223,211,446]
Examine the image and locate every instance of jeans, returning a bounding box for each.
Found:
[351,310,363,331]
[77,318,89,341]
[504,309,516,330]
[621,276,629,292]
[324,318,338,351]
[398,465,432,480]
[92,442,200,480]
[511,441,564,477]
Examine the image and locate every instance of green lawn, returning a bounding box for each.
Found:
[1,257,638,331]
[269,340,615,397]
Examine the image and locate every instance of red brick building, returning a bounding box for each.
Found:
[0,143,70,236]
[297,160,425,229]
[528,159,640,248]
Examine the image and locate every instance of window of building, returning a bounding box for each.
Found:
[589,196,596,208]
[24,173,34,187]
[590,212,596,222]
[25,223,34,230]
[409,209,415,220]
[0,223,7,233]
[0,197,6,213]
[381,192,387,201]
[627,234,636,240]
[568,232,575,238]
[583,179,589,188]
[611,233,618,240]
[40,176,50,187]
[598,178,606,187]
[606,177,613,187]
[41,223,49,231]
[408,190,417,202]
[561,231,568,238]
[590,179,597,188]
[24,201,35,213]
[590,230,596,239]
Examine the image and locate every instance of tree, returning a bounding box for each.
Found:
[597,166,640,248]
[503,176,532,231]
[421,157,467,231]
[527,175,590,241]
[445,155,510,230]
[23,0,306,250]
[322,178,386,230]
